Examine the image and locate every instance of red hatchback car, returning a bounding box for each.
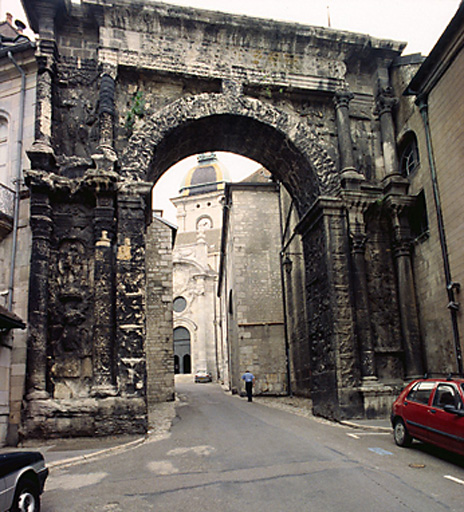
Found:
[391,376,464,456]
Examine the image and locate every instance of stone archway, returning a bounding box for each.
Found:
[121,93,341,213]
[21,0,420,438]
[120,93,362,419]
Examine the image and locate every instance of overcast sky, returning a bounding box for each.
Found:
[2,0,461,222]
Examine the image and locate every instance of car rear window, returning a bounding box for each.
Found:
[407,381,435,404]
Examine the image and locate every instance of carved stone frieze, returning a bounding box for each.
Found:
[104,4,346,92]
[48,202,94,398]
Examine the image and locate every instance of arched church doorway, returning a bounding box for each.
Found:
[174,327,191,374]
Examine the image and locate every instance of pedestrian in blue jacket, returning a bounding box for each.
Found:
[242,370,255,402]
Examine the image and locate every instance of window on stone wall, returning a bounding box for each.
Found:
[173,296,187,313]
[399,132,420,177]
[0,117,13,217]
[0,118,8,178]
[408,190,429,241]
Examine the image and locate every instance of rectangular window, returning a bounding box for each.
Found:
[409,190,429,241]
[407,381,435,404]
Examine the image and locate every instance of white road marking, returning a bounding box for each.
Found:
[147,460,179,475]
[46,472,108,490]
[346,432,390,438]
[444,475,464,486]
[167,445,215,456]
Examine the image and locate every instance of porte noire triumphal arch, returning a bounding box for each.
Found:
[22,0,423,437]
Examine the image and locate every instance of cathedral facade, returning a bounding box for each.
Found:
[171,153,228,379]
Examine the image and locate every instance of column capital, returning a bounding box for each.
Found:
[350,230,367,254]
[334,88,354,109]
[118,180,152,199]
[375,86,398,117]
[84,168,119,192]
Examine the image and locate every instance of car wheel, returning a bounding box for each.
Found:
[11,478,40,512]
[394,418,412,447]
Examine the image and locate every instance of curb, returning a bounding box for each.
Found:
[339,420,392,433]
[47,436,147,470]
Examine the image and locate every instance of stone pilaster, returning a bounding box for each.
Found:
[116,181,151,396]
[89,173,118,397]
[297,197,362,419]
[375,86,399,178]
[388,200,423,378]
[26,185,52,399]
[27,0,58,171]
[348,217,376,380]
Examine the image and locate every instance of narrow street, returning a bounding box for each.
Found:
[42,380,464,511]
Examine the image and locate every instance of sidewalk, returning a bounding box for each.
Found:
[253,395,392,432]
[0,401,177,469]
[18,434,147,469]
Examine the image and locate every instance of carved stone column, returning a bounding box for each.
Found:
[348,210,376,380]
[27,48,56,170]
[389,202,423,378]
[92,70,118,173]
[334,89,356,173]
[116,181,151,396]
[375,87,399,178]
[26,185,52,399]
[89,172,118,396]
[89,73,118,394]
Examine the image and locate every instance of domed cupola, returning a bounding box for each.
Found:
[179,153,230,196]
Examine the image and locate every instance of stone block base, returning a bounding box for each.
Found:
[311,382,401,421]
[359,381,403,419]
[22,397,147,440]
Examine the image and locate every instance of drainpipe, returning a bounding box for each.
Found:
[6,52,26,313]
[416,94,463,374]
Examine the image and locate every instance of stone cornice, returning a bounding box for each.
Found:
[24,169,121,196]
[296,196,344,236]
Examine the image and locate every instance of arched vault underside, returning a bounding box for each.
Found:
[121,93,340,214]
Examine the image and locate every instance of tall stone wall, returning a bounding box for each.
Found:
[226,184,287,396]
[146,217,175,418]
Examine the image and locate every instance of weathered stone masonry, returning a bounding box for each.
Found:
[20,0,430,436]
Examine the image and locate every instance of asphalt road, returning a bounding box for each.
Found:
[43,381,464,511]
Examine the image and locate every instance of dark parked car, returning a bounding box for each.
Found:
[391,376,464,456]
[0,451,48,512]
